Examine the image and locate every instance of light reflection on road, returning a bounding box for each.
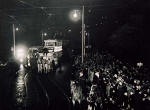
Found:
[14,64,26,106]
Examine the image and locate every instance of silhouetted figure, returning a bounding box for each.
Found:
[52,59,56,72]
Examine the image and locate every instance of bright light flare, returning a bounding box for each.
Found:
[16,46,27,62]
[16,49,25,58]
[69,9,81,22]
[20,58,24,63]
[73,12,78,18]
[16,27,19,31]
[44,33,47,36]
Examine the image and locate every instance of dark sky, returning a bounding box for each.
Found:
[0,0,150,65]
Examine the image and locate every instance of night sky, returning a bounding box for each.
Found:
[0,0,150,66]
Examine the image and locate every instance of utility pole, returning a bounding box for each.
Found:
[12,24,16,57]
[82,4,85,63]
[41,32,44,46]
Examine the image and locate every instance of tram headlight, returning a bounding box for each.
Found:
[16,46,27,63]
[16,48,25,58]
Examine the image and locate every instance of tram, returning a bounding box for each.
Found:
[28,39,63,65]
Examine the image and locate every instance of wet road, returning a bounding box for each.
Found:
[0,63,72,110]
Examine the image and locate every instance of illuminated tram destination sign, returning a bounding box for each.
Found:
[44,39,62,52]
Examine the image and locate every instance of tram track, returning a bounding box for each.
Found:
[24,71,49,110]
[38,74,72,110]
[24,72,28,110]
[35,74,50,109]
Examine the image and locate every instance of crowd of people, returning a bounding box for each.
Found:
[28,54,56,74]
[70,52,150,110]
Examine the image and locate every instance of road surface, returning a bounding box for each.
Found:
[0,63,72,110]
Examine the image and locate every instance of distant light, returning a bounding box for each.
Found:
[20,59,23,63]
[16,27,19,31]
[16,48,25,58]
[68,29,71,32]
[44,33,47,36]
[69,9,81,22]
[124,92,127,96]
[137,62,143,67]
[130,92,134,95]
[73,11,78,18]
[16,46,27,62]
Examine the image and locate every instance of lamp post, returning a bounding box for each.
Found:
[81,5,85,63]
[12,24,19,57]
[12,24,20,57]
[41,32,47,46]
[70,7,85,63]
[41,32,44,46]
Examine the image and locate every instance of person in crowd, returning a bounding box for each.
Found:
[70,51,150,110]
[43,58,48,74]
[52,59,56,72]
[37,57,42,73]
[47,58,51,73]
[30,55,38,73]
[42,57,45,74]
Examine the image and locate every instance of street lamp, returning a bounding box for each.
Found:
[12,24,19,57]
[81,6,85,63]
[73,11,78,18]
[70,8,85,63]
[16,27,19,31]
[41,32,47,46]
[16,45,27,63]
[69,9,81,22]
[44,32,47,36]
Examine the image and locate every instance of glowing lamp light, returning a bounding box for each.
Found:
[16,48,25,58]
[16,27,19,31]
[73,12,78,18]
[137,62,143,67]
[130,92,134,95]
[69,9,81,22]
[20,58,24,63]
[16,46,27,62]
[44,33,47,36]
[124,92,128,96]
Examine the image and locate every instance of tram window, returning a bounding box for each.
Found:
[47,42,55,46]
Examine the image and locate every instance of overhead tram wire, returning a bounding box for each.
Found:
[0,2,127,18]
[0,0,127,25]
[0,9,18,23]
[5,0,124,11]
[3,4,125,11]
[16,0,37,9]
[0,9,28,31]
[0,5,127,18]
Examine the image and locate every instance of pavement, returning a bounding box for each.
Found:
[0,63,72,110]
